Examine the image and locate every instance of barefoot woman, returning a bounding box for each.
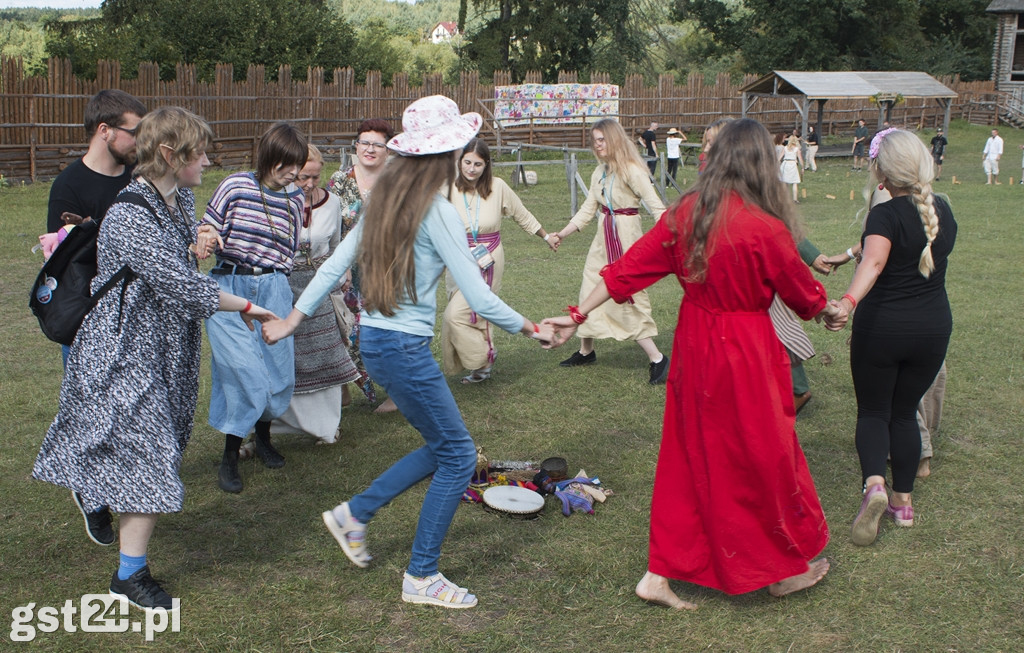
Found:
[545,119,837,608]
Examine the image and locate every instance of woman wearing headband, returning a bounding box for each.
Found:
[823,128,956,546]
[263,96,554,609]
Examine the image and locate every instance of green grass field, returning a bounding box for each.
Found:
[1,120,1023,651]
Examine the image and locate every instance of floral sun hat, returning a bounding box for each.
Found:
[388,95,482,156]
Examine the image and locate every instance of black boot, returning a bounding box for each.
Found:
[253,420,285,469]
[218,435,243,493]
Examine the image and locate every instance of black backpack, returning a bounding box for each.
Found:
[29,192,152,346]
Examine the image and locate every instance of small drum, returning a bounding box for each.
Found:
[482,485,545,519]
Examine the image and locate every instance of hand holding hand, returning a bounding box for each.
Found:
[532,322,556,346]
[261,316,297,344]
[811,254,831,275]
[546,233,561,252]
[240,304,278,331]
[821,299,849,331]
[541,316,578,349]
[194,224,224,260]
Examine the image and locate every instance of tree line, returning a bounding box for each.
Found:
[0,0,997,85]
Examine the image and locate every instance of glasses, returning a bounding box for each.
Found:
[355,140,387,150]
[110,125,138,137]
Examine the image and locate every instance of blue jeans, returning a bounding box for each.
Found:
[348,326,476,577]
[206,271,295,436]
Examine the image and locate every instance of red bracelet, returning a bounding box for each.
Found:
[842,294,857,310]
[567,305,588,324]
[533,322,540,334]
[242,300,252,314]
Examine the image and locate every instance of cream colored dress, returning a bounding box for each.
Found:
[569,163,665,340]
[441,177,543,374]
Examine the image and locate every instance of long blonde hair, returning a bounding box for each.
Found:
[673,118,802,282]
[591,119,646,177]
[871,129,939,277]
[357,153,457,316]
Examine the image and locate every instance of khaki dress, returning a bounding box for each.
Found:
[569,163,665,340]
[441,178,542,374]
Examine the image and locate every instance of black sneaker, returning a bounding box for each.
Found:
[72,491,115,546]
[110,566,176,611]
[559,351,596,367]
[253,435,285,469]
[649,355,670,385]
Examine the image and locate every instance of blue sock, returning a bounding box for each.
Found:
[117,552,147,581]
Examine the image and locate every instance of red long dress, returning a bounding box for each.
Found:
[601,192,830,594]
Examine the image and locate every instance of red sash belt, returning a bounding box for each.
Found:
[466,232,501,325]
[601,206,638,304]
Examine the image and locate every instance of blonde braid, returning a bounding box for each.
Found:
[910,182,939,277]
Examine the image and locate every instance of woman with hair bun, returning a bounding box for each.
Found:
[823,128,957,546]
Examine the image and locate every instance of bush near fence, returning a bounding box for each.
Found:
[0,56,1000,182]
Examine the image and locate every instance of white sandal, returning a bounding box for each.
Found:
[460,367,492,384]
[322,502,371,568]
[401,572,477,609]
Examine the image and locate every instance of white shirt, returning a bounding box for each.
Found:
[666,136,683,159]
[984,136,1003,159]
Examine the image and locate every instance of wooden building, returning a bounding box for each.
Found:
[988,0,1024,90]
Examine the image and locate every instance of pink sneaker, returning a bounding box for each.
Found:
[851,483,888,546]
[886,502,914,527]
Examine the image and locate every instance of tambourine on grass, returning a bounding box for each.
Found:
[482,485,545,519]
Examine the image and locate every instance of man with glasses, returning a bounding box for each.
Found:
[45,89,146,549]
[46,89,147,232]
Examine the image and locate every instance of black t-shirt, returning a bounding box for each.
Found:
[46,158,134,232]
[805,131,819,146]
[641,129,656,156]
[930,135,948,157]
[854,195,956,336]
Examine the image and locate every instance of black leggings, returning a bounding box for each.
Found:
[850,331,949,493]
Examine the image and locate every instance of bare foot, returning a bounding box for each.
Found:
[635,571,697,610]
[917,457,931,478]
[768,558,830,597]
[374,397,398,414]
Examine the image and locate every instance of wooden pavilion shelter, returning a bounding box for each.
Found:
[740,71,957,136]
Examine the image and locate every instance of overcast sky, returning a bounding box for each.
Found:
[0,1,102,7]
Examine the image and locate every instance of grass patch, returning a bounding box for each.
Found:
[1,120,1023,650]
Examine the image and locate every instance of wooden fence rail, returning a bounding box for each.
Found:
[0,57,999,182]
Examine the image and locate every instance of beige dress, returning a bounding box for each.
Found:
[569,163,665,340]
[441,178,542,374]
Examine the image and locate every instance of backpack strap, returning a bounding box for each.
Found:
[88,191,155,309]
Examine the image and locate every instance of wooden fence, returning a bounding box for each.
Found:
[0,56,1001,182]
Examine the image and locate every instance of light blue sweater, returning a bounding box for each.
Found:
[295,194,525,337]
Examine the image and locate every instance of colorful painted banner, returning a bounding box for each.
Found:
[493,84,620,126]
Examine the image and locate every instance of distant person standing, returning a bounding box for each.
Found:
[665,128,686,180]
[930,128,948,181]
[983,128,1003,185]
[1019,143,1024,185]
[638,121,659,175]
[852,119,868,171]
[804,125,819,172]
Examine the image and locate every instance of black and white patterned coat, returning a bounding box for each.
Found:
[33,180,220,514]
